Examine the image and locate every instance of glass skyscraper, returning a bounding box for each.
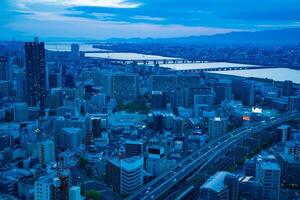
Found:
[25,41,46,115]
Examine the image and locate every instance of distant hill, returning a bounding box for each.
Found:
[105,28,300,45]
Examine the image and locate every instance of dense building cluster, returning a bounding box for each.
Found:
[0,40,299,200]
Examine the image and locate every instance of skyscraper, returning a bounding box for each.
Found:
[125,140,143,158]
[0,57,11,81]
[146,145,167,177]
[106,156,144,196]
[37,140,55,164]
[25,41,46,115]
[13,103,28,122]
[282,80,293,96]
[112,74,139,101]
[208,117,228,140]
[256,162,281,200]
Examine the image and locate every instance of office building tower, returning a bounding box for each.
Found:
[186,87,213,108]
[13,103,28,122]
[208,117,228,140]
[25,41,46,114]
[16,71,26,101]
[65,74,76,88]
[49,73,62,88]
[106,156,144,196]
[232,79,255,106]
[34,173,56,200]
[176,75,202,89]
[125,140,143,158]
[0,81,13,98]
[112,74,139,101]
[238,176,263,200]
[62,128,83,151]
[91,117,102,138]
[194,94,214,110]
[0,57,11,81]
[69,186,81,200]
[93,72,113,96]
[256,162,281,200]
[214,82,232,104]
[146,146,167,177]
[150,75,176,94]
[71,43,80,59]
[287,96,300,111]
[172,117,184,138]
[151,91,166,109]
[276,125,291,143]
[37,140,55,164]
[282,80,293,96]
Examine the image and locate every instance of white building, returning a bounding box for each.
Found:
[256,162,281,200]
[120,156,144,196]
[37,140,55,164]
[69,186,82,200]
[34,173,56,200]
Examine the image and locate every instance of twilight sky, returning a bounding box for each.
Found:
[1,0,300,40]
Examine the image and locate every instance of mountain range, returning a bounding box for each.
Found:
[104,28,300,45]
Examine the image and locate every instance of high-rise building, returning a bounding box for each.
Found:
[0,57,11,81]
[13,102,28,122]
[256,162,281,200]
[276,125,291,143]
[232,79,255,106]
[34,173,56,200]
[69,186,81,200]
[48,73,62,88]
[71,43,80,59]
[0,81,13,98]
[37,140,55,164]
[287,96,300,111]
[112,74,139,101]
[146,146,167,177]
[124,140,143,158]
[282,80,293,96]
[151,91,166,109]
[106,156,144,196]
[91,117,102,138]
[62,128,83,151]
[25,41,46,114]
[172,117,184,138]
[16,71,26,101]
[208,117,228,140]
[150,75,176,94]
[214,82,232,104]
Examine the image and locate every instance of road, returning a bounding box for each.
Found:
[126,112,300,200]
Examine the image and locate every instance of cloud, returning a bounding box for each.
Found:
[131,15,164,22]
[15,0,142,9]
[2,0,300,39]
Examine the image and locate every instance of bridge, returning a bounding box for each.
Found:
[88,56,278,71]
[96,58,203,65]
[126,112,300,200]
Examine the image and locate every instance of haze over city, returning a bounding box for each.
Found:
[0,1,300,200]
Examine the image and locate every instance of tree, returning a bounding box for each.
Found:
[84,190,100,200]
[78,157,88,168]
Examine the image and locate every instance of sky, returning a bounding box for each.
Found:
[1,0,300,40]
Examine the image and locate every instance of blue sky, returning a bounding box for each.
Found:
[1,0,300,40]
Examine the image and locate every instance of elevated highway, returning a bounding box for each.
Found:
[126,112,300,200]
